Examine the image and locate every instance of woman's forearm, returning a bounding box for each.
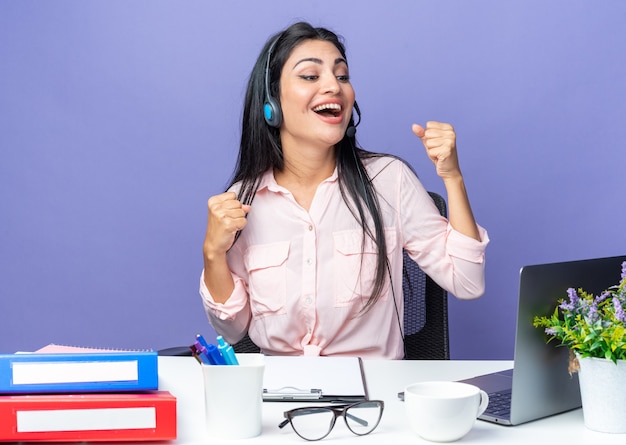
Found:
[443,175,481,241]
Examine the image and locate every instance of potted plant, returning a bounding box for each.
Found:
[533,260,626,433]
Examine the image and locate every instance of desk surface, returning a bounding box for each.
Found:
[156,356,623,445]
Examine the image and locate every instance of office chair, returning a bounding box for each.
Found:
[160,192,449,360]
[402,191,449,360]
[232,332,261,354]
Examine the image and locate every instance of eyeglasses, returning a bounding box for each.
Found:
[278,400,384,441]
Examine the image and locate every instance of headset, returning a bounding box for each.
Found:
[263,38,282,128]
[346,101,361,137]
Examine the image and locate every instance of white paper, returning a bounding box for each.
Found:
[263,356,365,398]
[12,360,138,385]
[16,407,156,432]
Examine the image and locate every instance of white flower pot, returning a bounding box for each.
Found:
[577,355,626,433]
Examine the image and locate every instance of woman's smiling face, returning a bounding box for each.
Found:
[278,39,356,149]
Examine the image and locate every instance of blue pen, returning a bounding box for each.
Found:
[217,335,239,365]
[196,333,211,350]
[206,344,227,365]
[196,341,213,364]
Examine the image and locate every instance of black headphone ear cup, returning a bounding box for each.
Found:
[263,97,282,128]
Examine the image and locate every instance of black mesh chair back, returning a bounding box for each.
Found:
[232,332,261,353]
[402,191,449,360]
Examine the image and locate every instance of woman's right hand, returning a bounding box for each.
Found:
[203,192,251,260]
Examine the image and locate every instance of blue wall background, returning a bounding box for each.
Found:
[1,1,625,358]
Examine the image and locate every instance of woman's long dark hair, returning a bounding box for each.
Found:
[228,22,390,313]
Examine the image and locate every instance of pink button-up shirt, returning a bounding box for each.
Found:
[200,156,489,359]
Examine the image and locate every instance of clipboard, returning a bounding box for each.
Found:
[262,356,368,402]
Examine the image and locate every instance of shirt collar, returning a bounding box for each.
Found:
[257,167,339,193]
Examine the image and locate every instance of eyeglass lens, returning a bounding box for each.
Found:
[288,401,383,441]
[344,401,383,435]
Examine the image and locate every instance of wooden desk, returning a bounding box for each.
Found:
[158,356,624,444]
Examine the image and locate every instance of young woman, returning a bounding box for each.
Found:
[199,22,489,359]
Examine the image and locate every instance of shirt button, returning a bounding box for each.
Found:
[305,297,312,305]
[306,258,313,266]
[308,225,313,231]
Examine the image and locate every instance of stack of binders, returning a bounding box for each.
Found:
[0,345,176,442]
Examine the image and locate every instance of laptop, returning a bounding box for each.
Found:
[460,254,626,426]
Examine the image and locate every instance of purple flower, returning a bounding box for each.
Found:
[567,288,579,306]
[621,261,626,280]
[613,297,626,323]
[545,327,557,336]
[596,291,611,303]
[559,288,580,312]
[586,302,598,323]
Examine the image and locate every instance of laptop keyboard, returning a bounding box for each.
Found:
[484,389,512,417]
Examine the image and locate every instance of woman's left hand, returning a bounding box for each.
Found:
[412,121,462,180]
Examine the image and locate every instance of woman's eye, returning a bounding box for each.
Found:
[299,75,319,81]
[337,75,350,82]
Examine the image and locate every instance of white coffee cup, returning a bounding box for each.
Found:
[404,381,489,442]
[201,353,265,439]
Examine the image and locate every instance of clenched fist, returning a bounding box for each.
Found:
[203,192,250,259]
[412,121,462,180]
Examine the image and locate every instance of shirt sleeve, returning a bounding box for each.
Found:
[198,270,252,344]
[395,161,489,300]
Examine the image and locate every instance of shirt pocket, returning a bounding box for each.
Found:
[244,241,290,318]
[333,229,397,306]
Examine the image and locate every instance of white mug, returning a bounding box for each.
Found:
[404,381,489,442]
[202,353,265,439]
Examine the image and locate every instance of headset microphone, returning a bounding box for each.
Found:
[263,38,282,128]
[346,101,361,138]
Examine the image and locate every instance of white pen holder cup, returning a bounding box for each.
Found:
[201,353,265,439]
